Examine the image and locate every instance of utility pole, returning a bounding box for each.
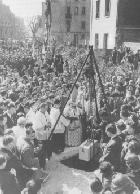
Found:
[45,0,52,51]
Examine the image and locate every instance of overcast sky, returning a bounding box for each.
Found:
[3,0,44,18]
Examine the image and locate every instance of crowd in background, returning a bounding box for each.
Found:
[0,44,140,193]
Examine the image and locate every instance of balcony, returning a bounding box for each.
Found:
[65,13,72,19]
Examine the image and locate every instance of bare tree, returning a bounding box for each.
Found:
[28,16,42,39]
[28,16,42,56]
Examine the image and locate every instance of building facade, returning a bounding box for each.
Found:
[90,0,140,50]
[0,0,25,41]
[42,0,91,47]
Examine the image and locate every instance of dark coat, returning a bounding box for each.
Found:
[4,112,16,129]
[95,121,109,143]
[0,147,22,172]
[0,169,20,194]
[101,135,122,171]
[0,147,33,190]
[17,137,40,169]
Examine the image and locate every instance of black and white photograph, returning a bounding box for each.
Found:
[0,0,140,193]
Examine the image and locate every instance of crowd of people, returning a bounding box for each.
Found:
[111,46,140,69]
[0,46,87,194]
[0,45,140,194]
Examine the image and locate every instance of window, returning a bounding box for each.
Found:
[96,0,100,18]
[105,0,111,16]
[67,6,71,15]
[81,33,85,40]
[66,6,71,18]
[66,20,71,32]
[81,7,86,15]
[103,33,108,49]
[74,7,79,15]
[95,34,99,49]
[81,21,86,30]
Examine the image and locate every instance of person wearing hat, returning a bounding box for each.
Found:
[50,97,70,154]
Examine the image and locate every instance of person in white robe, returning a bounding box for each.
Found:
[33,103,51,169]
[50,98,70,153]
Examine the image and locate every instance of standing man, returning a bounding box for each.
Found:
[33,103,51,169]
[100,123,122,171]
[50,98,70,154]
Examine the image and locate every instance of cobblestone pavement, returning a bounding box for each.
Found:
[39,157,94,194]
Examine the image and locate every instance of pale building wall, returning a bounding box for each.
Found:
[90,0,118,49]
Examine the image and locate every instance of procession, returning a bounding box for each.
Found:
[1,0,140,193]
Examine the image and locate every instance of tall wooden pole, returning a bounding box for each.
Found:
[45,0,51,50]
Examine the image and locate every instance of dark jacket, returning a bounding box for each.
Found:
[0,147,22,172]
[101,135,122,171]
[17,137,40,169]
[0,169,20,194]
[0,147,33,190]
[95,120,109,143]
[4,112,16,129]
